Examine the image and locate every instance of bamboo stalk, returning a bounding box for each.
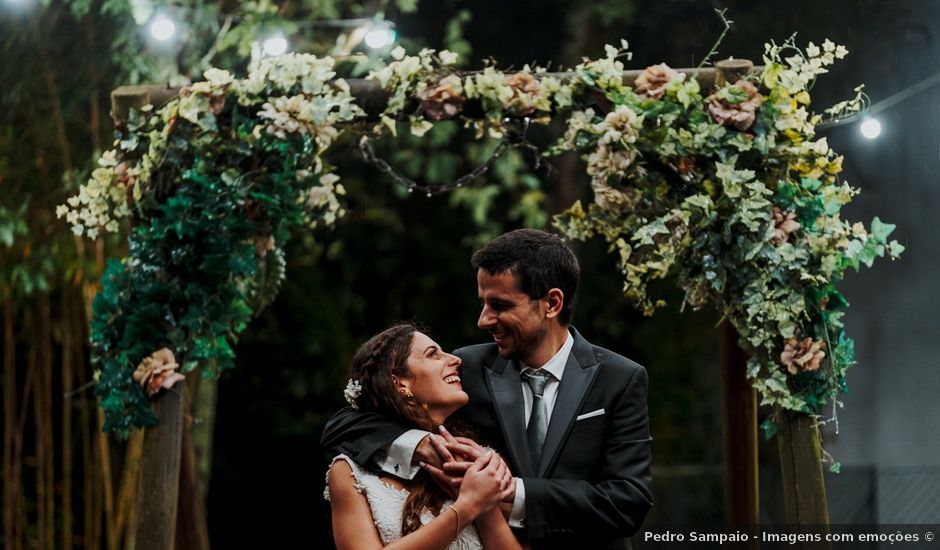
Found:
[85,13,102,155]
[3,297,16,550]
[75,299,96,549]
[114,430,144,546]
[14,312,36,550]
[33,8,72,173]
[62,289,74,550]
[41,293,55,549]
[98,406,118,550]
[32,306,48,550]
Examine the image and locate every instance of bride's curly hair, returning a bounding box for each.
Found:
[349,322,473,536]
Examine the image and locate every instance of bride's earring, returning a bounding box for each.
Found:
[400,388,414,399]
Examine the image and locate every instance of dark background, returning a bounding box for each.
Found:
[202,1,940,547]
[1,1,937,548]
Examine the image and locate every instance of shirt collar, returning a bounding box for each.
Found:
[521,330,574,381]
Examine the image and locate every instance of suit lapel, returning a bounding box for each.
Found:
[538,328,600,477]
[483,356,534,477]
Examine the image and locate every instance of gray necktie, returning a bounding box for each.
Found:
[522,369,553,471]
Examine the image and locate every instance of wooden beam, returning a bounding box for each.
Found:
[715,58,760,538]
[175,392,210,550]
[111,85,180,124]
[110,62,762,123]
[134,382,185,550]
[718,320,758,530]
[779,411,831,548]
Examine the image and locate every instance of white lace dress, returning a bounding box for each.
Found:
[325,454,483,549]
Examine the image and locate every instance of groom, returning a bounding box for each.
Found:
[322,229,652,549]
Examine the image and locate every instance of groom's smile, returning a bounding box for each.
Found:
[477,269,550,366]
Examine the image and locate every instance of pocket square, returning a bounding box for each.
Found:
[576,408,605,421]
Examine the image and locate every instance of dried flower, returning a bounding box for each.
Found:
[780,333,826,375]
[771,205,801,244]
[591,179,634,210]
[634,63,680,99]
[132,348,185,397]
[418,75,465,120]
[504,71,541,115]
[254,235,275,258]
[706,80,763,131]
[344,379,362,409]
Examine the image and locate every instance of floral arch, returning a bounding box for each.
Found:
[60,38,901,447]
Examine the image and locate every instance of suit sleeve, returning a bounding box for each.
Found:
[320,406,411,466]
[522,366,653,540]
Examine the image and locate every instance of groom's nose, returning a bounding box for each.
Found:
[478,306,496,330]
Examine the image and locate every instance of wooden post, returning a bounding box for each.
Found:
[718,321,758,530]
[778,411,831,547]
[134,382,186,550]
[714,58,761,535]
[111,86,181,123]
[175,397,210,550]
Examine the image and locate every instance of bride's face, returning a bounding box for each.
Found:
[397,332,468,424]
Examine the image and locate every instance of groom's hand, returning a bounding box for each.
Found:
[412,433,453,470]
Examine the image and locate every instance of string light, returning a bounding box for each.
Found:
[363,23,395,49]
[262,35,289,57]
[149,15,176,42]
[860,118,882,140]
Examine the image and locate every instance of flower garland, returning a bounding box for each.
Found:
[60,38,901,444]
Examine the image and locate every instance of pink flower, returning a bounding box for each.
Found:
[780,333,826,375]
[634,63,679,99]
[132,348,185,397]
[706,80,763,131]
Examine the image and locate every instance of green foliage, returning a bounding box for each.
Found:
[62,27,900,438]
[552,38,902,422]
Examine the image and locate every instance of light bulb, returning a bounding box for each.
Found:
[860,117,882,140]
[364,27,395,49]
[263,36,288,57]
[149,16,176,42]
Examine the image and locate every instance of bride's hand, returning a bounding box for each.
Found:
[454,452,514,518]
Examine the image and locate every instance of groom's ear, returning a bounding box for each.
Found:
[544,288,565,319]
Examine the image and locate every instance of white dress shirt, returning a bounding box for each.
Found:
[381,331,576,528]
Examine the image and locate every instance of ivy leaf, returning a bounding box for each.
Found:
[870,216,896,243]
[760,418,780,440]
[858,239,883,268]
[800,177,821,192]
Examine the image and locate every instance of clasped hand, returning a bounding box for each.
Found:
[417,427,516,516]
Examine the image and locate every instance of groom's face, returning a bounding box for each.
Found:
[477,268,548,365]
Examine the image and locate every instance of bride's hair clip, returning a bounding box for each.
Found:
[344,378,362,409]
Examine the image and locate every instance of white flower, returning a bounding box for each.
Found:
[344,378,362,409]
[806,42,820,58]
[438,50,459,65]
[204,68,234,87]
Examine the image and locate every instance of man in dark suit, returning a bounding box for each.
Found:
[322,229,652,549]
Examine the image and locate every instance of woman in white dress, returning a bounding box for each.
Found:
[325,323,523,550]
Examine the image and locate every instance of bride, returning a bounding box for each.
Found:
[325,323,523,550]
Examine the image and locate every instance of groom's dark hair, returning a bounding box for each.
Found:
[471,229,580,324]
